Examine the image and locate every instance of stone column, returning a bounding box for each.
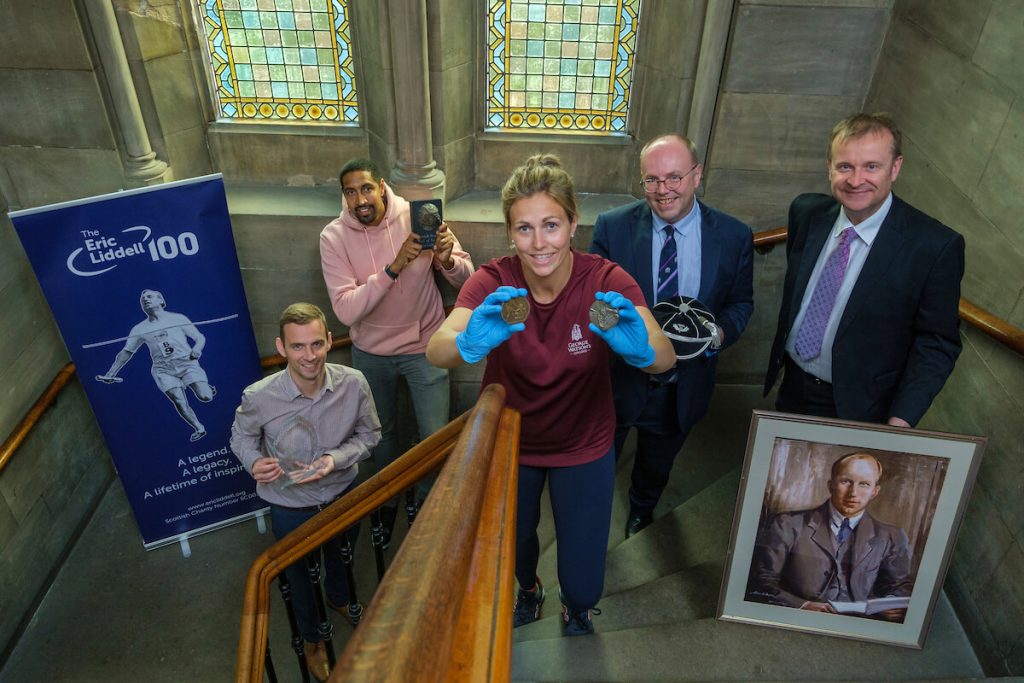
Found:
[687,0,735,163]
[385,0,445,200]
[82,0,170,187]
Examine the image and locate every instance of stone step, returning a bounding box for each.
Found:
[531,385,764,593]
[532,467,740,601]
[513,560,724,644]
[511,590,982,681]
[602,468,739,597]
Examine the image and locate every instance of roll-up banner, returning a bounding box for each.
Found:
[10,174,265,549]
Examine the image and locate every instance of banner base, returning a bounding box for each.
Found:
[143,507,270,552]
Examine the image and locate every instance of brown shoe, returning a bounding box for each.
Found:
[304,640,330,682]
[327,598,364,626]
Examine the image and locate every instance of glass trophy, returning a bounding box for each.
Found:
[265,415,322,487]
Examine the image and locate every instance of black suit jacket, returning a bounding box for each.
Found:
[591,200,754,430]
[765,193,964,426]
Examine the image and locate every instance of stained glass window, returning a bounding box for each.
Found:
[196,0,358,124]
[486,0,641,133]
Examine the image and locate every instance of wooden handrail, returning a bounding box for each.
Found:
[0,362,77,473]
[753,226,788,249]
[959,298,1024,356]
[751,226,1024,357]
[236,404,467,682]
[442,406,519,682]
[237,384,518,683]
[0,337,351,478]
[330,384,517,682]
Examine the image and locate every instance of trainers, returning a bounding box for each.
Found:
[513,578,545,627]
[560,591,601,636]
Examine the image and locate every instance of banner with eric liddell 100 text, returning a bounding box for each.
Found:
[10,174,265,548]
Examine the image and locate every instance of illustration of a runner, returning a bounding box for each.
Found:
[96,289,216,442]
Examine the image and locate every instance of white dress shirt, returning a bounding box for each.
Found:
[786,193,894,383]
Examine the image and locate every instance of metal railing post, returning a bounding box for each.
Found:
[276,572,310,682]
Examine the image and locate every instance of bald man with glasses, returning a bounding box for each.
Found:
[591,134,754,537]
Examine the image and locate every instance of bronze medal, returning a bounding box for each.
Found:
[501,297,530,324]
[589,300,619,331]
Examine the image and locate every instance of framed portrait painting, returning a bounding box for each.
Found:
[718,410,985,648]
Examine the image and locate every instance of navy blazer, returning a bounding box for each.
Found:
[765,193,964,426]
[746,503,913,608]
[591,199,754,431]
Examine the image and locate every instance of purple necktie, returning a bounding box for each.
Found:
[794,227,856,361]
[657,226,678,303]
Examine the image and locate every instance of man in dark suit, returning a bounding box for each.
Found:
[765,113,964,427]
[746,452,913,621]
[591,134,754,537]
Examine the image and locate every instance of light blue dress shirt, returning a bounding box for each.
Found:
[651,200,702,300]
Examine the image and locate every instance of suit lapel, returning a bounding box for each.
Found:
[851,513,878,571]
[836,199,907,341]
[789,210,837,329]
[632,203,656,306]
[809,504,837,558]
[698,201,720,303]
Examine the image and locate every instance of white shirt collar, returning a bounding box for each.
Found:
[283,366,333,401]
[653,199,700,237]
[828,502,865,530]
[834,192,893,247]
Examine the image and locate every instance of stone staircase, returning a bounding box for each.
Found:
[509,385,984,681]
[0,384,987,682]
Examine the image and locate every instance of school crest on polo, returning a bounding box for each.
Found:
[567,322,592,356]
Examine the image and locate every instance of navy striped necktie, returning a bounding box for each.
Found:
[657,225,678,302]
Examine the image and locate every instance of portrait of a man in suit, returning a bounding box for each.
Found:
[764,112,965,428]
[746,451,914,622]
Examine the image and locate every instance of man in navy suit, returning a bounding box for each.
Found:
[591,134,754,537]
[765,113,964,427]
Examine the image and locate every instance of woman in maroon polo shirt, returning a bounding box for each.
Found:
[427,154,673,636]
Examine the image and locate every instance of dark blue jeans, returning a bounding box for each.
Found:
[515,447,615,610]
[270,488,359,643]
[351,346,449,504]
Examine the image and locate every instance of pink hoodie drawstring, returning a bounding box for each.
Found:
[359,211,402,292]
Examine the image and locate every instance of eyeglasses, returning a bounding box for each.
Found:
[641,163,699,193]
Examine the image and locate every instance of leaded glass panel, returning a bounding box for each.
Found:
[196,0,358,124]
[487,0,640,133]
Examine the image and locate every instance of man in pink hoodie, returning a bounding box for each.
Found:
[320,159,473,545]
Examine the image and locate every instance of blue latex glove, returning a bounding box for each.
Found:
[588,290,655,369]
[455,286,528,364]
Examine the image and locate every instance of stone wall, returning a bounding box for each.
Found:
[427,0,477,199]
[117,0,211,182]
[0,0,123,206]
[701,0,893,233]
[0,207,113,663]
[704,0,893,385]
[866,1,1024,673]
[0,0,118,663]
